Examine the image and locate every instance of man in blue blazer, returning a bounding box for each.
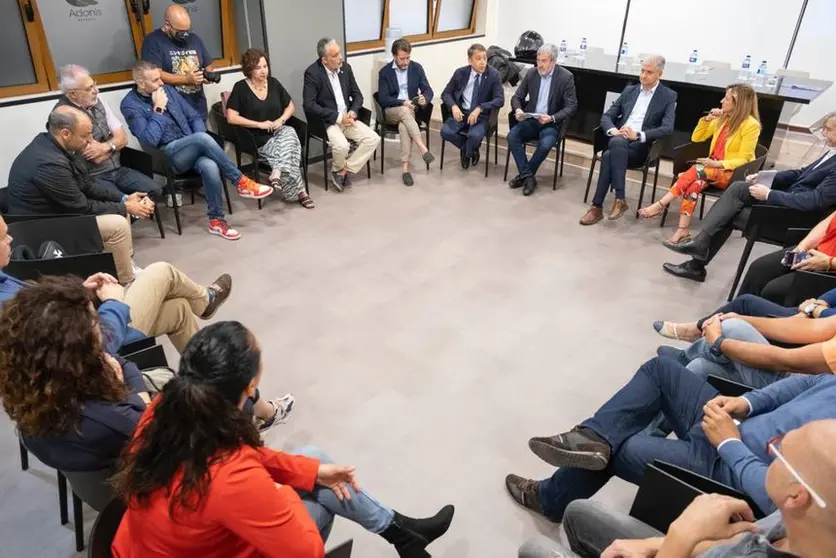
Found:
[580,56,677,225]
[509,43,578,196]
[441,43,505,169]
[664,112,836,283]
[377,39,435,186]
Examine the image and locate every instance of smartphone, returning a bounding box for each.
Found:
[794,252,811,266]
[781,250,796,267]
[411,95,420,104]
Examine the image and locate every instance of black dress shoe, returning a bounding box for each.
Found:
[662,261,707,282]
[662,234,710,260]
[460,149,470,169]
[528,426,611,470]
[508,175,524,189]
[471,150,480,167]
[522,176,537,196]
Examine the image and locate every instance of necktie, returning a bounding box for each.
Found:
[472,74,482,108]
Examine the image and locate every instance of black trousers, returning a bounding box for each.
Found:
[687,180,756,270]
[737,247,796,303]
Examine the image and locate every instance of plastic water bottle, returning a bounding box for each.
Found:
[558,39,567,62]
[620,41,629,57]
[579,37,587,60]
[756,60,768,86]
[738,54,752,81]
[687,49,699,75]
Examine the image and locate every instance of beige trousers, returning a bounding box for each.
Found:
[96,215,133,284]
[384,106,423,163]
[123,262,209,353]
[326,119,380,174]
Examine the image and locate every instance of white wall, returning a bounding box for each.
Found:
[0,72,243,185]
[787,0,836,128]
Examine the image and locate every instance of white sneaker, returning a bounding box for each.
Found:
[131,259,143,277]
[256,393,295,433]
[166,193,183,208]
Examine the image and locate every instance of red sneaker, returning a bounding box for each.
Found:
[207,219,241,240]
[237,176,273,199]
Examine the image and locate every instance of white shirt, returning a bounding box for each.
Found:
[326,67,348,121]
[461,69,482,112]
[813,148,836,170]
[392,61,409,101]
[609,83,658,143]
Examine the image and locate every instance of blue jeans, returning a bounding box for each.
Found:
[537,357,724,521]
[164,132,242,220]
[697,293,798,330]
[507,119,559,179]
[440,113,487,157]
[293,446,394,542]
[95,166,162,199]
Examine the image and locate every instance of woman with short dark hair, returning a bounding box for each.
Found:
[112,321,454,558]
[226,49,314,208]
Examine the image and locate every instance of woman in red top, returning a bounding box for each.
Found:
[111,321,454,558]
[738,209,836,303]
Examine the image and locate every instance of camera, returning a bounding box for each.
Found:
[201,68,221,84]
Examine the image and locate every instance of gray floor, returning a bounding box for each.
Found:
[0,138,779,557]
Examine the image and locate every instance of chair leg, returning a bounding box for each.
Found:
[583,158,597,204]
[559,137,566,177]
[727,236,756,301]
[503,146,511,182]
[440,141,445,170]
[223,182,233,215]
[380,130,385,175]
[58,471,68,525]
[494,130,498,164]
[172,200,183,235]
[302,163,309,194]
[153,208,165,239]
[660,206,669,228]
[552,145,559,190]
[322,139,329,190]
[19,440,28,471]
[72,491,84,552]
[366,159,371,180]
[651,163,661,203]
[699,194,706,220]
[484,137,490,178]
[425,127,431,170]
[636,168,649,218]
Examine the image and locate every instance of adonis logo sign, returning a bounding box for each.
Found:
[66,0,102,18]
[172,0,199,12]
[173,0,197,4]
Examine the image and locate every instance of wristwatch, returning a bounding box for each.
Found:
[804,303,819,317]
[709,335,728,357]
[154,106,165,114]
[109,141,116,153]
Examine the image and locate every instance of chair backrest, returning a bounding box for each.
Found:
[326,539,354,558]
[702,60,732,69]
[371,92,386,128]
[119,147,153,179]
[87,498,126,558]
[0,187,9,214]
[786,270,836,307]
[776,68,810,79]
[706,374,754,397]
[303,110,329,140]
[63,468,115,512]
[729,144,768,183]
[123,344,169,371]
[8,215,104,255]
[743,205,830,245]
[4,253,118,283]
[118,336,156,356]
[601,91,621,114]
[671,141,710,176]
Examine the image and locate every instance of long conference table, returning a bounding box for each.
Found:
[511,52,832,163]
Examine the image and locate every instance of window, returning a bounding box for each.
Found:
[0,0,247,99]
[346,0,478,52]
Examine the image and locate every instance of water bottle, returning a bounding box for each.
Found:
[738,54,752,81]
[756,60,768,86]
[687,49,699,75]
[579,37,587,60]
[558,39,567,62]
[620,41,629,57]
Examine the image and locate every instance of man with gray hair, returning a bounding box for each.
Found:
[55,65,161,200]
[508,43,577,196]
[580,55,677,225]
[303,37,379,191]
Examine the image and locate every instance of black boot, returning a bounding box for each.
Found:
[379,505,455,557]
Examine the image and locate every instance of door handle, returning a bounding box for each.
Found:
[23,0,35,22]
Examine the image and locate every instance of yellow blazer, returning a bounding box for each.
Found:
[691,115,761,170]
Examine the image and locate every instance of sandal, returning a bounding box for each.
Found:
[269,178,283,194]
[299,195,315,209]
[667,227,692,245]
[652,321,700,342]
[638,201,667,219]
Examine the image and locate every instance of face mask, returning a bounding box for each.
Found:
[171,30,190,45]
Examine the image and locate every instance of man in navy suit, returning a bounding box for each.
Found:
[580,55,677,224]
[440,43,504,170]
[664,112,836,282]
[303,37,380,192]
[377,38,435,186]
[508,43,578,196]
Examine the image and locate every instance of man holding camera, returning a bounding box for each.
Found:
[141,3,217,121]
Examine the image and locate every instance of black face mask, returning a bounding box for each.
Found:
[171,30,190,45]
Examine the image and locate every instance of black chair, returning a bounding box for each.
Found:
[304,107,373,190]
[123,344,168,370]
[785,270,836,308]
[371,92,434,175]
[326,540,354,557]
[726,205,831,301]
[583,126,664,214]
[119,146,166,238]
[660,142,768,227]
[63,468,115,551]
[117,336,156,357]
[87,498,126,558]
[141,131,234,235]
[706,374,755,397]
[503,112,568,190]
[439,104,499,178]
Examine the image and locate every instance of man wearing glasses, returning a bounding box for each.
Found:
[55,65,161,200]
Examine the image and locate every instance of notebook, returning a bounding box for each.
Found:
[757,170,777,188]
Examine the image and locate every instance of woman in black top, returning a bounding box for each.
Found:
[226,49,314,208]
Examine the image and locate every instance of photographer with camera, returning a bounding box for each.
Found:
[140,3,216,121]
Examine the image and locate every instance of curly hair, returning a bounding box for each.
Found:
[0,276,125,437]
[112,321,263,517]
[241,48,269,79]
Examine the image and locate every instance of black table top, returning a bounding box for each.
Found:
[511,52,831,105]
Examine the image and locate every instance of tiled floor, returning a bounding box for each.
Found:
[0,129,811,558]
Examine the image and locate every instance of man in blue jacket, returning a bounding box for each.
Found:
[663,111,836,282]
[440,43,504,170]
[505,356,836,522]
[377,38,435,186]
[121,62,272,241]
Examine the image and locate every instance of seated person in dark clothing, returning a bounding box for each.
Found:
[663,111,836,283]
[6,106,154,284]
[56,64,161,200]
[225,48,314,208]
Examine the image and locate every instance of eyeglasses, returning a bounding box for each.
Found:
[767,434,827,509]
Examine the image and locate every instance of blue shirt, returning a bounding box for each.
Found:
[140,28,212,119]
[461,70,482,111]
[534,70,553,115]
[392,61,409,101]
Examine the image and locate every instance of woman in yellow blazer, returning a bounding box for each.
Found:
[639,83,761,244]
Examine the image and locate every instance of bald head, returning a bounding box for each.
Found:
[165,4,190,28]
[48,106,93,153]
[794,421,836,509]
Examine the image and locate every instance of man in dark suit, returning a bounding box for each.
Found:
[664,112,836,282]
[303,37,380,192]
[440,43,505,170]
[508,43,577,196]
[378,38,435,186]
[580,55,677,224]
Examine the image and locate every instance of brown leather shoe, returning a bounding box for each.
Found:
[579,206,604,226]
[608,199,629,220]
